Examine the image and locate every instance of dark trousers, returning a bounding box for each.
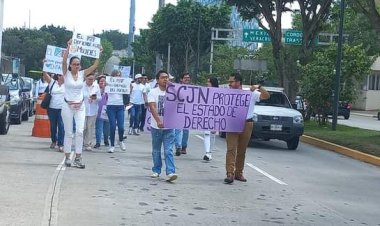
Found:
[47,108,65,146]
[139,105,147,130]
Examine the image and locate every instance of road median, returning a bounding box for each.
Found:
[301,135,380,166]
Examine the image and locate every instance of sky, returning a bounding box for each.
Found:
[2,0,178,35]
[2,0,292,35]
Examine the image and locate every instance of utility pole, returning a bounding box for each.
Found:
[0,0,4,70]
[195,13,201,83]
[127,0,135,58]
[155,0,165,73]
[167,43,171,74]
[332,0,345,131]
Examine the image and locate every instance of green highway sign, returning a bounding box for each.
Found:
[243,29,271,43]
[285,30,303,45]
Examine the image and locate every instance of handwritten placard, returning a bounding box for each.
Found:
[113,65,131,78]
[43,45,81,74]
[70,33,101,58]
[164,83,252,132]
[105,76,131,94]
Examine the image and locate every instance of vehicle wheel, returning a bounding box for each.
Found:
[12,110,22,125]
[344,113,350,120]
[378,112,380,121]
[286,137,299,150]
[0,108,10,135]
[22,110,29,121]
[29,103,34,117]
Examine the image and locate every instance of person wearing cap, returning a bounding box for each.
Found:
[129,73,146,135]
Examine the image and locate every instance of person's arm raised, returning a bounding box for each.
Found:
[43,72,52,84]
[84,46,102,76]
[62,39,71,76]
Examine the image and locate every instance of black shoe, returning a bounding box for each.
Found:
[104,142,109,147]
[175,148,181,156]
[93,143,100,148]
[224,173,234,184]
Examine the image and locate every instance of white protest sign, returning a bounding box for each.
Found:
[113,65,131,78]
[43,45,82,74]
[69,32,101,58]
[105,76,131,94]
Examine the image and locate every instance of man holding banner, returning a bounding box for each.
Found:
[224,73,270,184]
[147,70,177,182]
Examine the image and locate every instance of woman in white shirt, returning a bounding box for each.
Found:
[43,72,65,152]
[34,75,49,98]
[61,39,101,168]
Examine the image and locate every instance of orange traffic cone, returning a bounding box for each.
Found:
[32,94,51,138]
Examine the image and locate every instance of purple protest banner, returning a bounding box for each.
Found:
[164,83,252,132]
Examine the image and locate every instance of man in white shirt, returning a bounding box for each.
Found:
[82,73,101,151]
[129,73,146,135]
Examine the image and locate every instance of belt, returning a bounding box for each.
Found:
[246,118,253,122]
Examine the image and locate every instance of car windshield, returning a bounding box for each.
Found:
[257,91,291,108]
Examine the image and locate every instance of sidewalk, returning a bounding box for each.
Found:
[350,109,378,118]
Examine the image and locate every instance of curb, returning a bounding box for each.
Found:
[350,112,377,118]
[300,135,380,167]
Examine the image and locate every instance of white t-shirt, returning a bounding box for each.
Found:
[48,80,65,109]
[83,83,101,116]
[35,79,48,97]
[246,90,261,119]
[106,93,124,106]
[130,83,146,105]
[147,87,166,129]
[64,70,84,102]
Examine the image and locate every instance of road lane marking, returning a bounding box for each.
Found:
[246,163,288,185]
[195,135,204,140]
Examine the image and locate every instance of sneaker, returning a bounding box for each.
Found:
[58,146,64,152]
[85,146,92,152]
[181,147,187,154]
[166,173,178,182]
[108,146,115,153]
[119,141,126,151]
[203,153,212,161]
[133,129,140,136]
[64,157,71,167]
[93,143,100,148]
[73,157,85,169]
[104,141,109,147]
[175,148,181,156]
[50,142,56,149]
[151,172,160,178]
[128,128,133,135]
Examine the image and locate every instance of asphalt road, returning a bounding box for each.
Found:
[0,118,379,226]
[338,114,380,131]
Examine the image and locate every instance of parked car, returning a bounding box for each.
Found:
[327,101,351,120]
[377,111,380,121]
[2,74,30,124]
[0,80,10,135]
[220,87,304,150]
[21,76,35,117]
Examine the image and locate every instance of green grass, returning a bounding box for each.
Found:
[304,121,380,157]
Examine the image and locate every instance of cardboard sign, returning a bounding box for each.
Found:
[164,83,252,132]
[70,33,101,58]
[43,45,81,74]
[105,76,131,94]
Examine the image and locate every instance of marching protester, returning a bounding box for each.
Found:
[175,72,191,156]
[139,74,150,132]
[82,73,101,151]
[128,73,146,135]
[203,77,219,161]
[224,73,270,184]
[35,73,49,98]
[148,70,177,182]
[43,72,65,152]
[106,70,127,153]
[61,39,101,168]
[94,75,110,148]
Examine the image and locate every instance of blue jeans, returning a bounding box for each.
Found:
[151,128,176,175]
[182,129,189,148]
[107,105,125,146]
[95,118,110,145]
[130,104,142,129]
[174,129,183,149]
[47,108,64,146]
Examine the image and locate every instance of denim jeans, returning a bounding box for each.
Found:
[47,108,64,146]
[130,104,142,129]
[151,128,176,175]
[107,105,125,147]
[182,129,189,148]
[95,118,110,145]
[174,129,183,149]
[139,105,147,130]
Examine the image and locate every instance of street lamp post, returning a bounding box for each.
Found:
[332,0,345,131]
[0,0,5,70]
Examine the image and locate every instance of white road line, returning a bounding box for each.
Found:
[195,135,204,140]
[56,152,74,171]
[246,163,288,185]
